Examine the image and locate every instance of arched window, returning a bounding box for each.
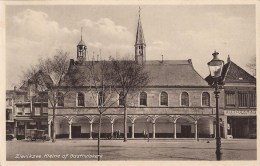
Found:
[57,92,64,107]
[140,92,147,106]
[98,91,105,106]
[119,91,124,106]
[160,91,168,106]
[202,92,210,106]
[77,92,85,107]
[181,92,189,106]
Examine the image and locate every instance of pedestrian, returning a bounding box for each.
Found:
[115,130,118,139]
[118,130,121,139]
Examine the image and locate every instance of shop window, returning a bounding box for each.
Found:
[160,91,168,106]
[77,92,85,107]
[181,92,189,106]
[225,91,235,107]
[202,92,210,106]
[140,92,147,106]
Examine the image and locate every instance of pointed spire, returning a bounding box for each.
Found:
[78,27,86,46]
[135,7,145,45]
[81,27,83,41]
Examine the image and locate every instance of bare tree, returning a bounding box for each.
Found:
[87,59,119,161]
[20,49,84,142]
[107,57,150,142]
[246,56,256,77]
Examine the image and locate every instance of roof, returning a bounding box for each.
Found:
[20,70,53,90]
[135,15,145,45]
[144,60,208,86]
[78,39,86,46]
[222,61,256,83]
[205,60,256,84]
[62,59,209,87]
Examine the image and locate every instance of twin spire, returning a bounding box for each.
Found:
[76,7,146,65]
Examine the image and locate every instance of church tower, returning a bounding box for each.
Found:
[77,28,87,63]
[135,8,146,65]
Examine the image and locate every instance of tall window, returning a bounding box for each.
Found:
[98,91,105,106]
[119,91,124,106]
[140,92,147,106]
[77,92,85,107]
[160,91,168,106]
[181,92,189,106]
[249,92,256,107]
[202,92,210,106]
[226,91,236,107]
[6,98,12,107]
[238,92,248,107]
[57,92,64,107]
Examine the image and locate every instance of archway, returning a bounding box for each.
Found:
[134,116,152,138]
[92,116,111,138]
[197,116,215,138]
[113,116,132,138]
[54,116,69,139]
[155,116,174,138]
[176,116,196,138]
[71,116,90,138]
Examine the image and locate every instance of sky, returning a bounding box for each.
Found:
[5,4,256,90]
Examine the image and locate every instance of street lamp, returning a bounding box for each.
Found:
[207,50,224,161]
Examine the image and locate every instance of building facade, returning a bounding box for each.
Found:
[46,12,227,140]
[222,57,256,138]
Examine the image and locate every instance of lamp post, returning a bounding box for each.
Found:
[207,50,224,161]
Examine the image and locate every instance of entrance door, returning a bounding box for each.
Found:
[181,125,191,138]
[72,126,81,138]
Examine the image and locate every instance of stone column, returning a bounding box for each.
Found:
[132,123,135,139]
[174,122,177,139]
[48,122,51,138]
[69,121,72,140]
[111,122,114,138]
[89,123,93,139]
[152,122,156,139]
[195,121,198,139]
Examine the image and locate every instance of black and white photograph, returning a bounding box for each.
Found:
[1,0,259,165]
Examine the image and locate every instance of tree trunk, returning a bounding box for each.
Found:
[98,113,102,161]
[52,108,56,142]
[124,98,127,142]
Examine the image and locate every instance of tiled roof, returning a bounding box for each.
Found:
[205,60,256,84]
[222,61,256,83]
[62,60,209,87]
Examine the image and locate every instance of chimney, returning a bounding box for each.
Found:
[14,86,17,91]
[227,55,231,63]
[161,55,164,63]
[188,59,192,64]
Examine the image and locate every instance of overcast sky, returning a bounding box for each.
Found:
[6,5,256,89]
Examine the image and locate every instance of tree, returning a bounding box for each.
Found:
[107,57,150,142]
[20,49,83,142]
[246,56,256,77]
[87,59,119,161]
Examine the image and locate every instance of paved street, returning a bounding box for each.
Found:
[6,139,256,161]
